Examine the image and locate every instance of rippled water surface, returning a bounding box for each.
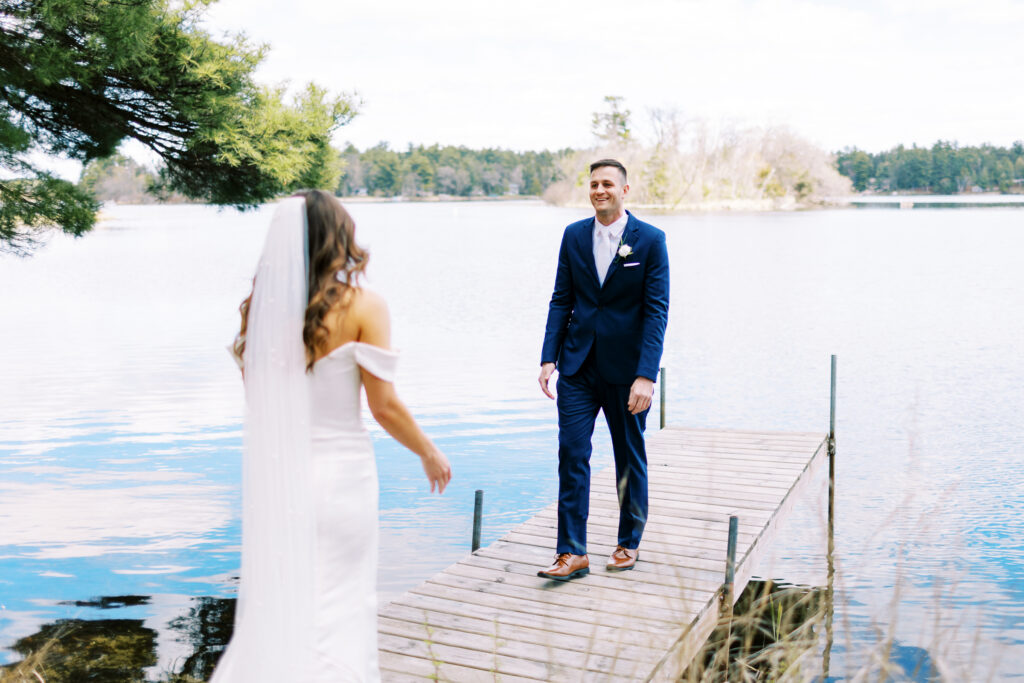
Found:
[1,201,1022,680]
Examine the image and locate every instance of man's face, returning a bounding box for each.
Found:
[589,166,629,217]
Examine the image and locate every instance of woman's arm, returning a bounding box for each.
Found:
[355,290,452,493]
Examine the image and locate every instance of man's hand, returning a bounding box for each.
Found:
[539,362,557,399]
[627,377,655,415]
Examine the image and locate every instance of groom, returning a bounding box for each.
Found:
[538,159,669,581]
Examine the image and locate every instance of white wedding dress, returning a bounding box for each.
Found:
[210,197,396,683]
[306,341,397,681]
[213,341,396,683]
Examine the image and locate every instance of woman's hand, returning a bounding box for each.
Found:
[420,448,452,494]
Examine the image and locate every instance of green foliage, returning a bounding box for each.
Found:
[837,150,873,191]
[592,95,632,144]
[0,0,356,251]
[836,141,1024,193]
[0,174,99,253]
[360,142,403,196]
[337,143,565,198]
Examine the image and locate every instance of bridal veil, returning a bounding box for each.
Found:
[212,197,317,681]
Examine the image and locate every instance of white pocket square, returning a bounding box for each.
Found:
[623,262,640,268]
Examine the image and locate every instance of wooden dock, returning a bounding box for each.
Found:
[377,426,828,681]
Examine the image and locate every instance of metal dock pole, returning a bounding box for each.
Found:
[471,489,484,552]
[659,367,666,429]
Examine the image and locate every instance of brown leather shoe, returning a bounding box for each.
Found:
[537,553,590,581]
[606,545,639,571]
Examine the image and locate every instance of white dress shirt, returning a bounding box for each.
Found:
[593,212,629,286]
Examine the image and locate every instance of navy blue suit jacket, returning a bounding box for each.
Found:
[541,211,669,385]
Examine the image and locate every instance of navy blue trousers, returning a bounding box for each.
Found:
[555,355,649,555]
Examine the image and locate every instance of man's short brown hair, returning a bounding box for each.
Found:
[589,158,627,182]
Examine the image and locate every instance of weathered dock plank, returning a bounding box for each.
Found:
[379,426,827,681]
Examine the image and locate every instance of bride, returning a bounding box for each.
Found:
[211,191,452,682]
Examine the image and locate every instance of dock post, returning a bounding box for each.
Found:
[827,354,836,561]
[829,354,837,459]
[472,489,484,552]
[659,367,666,429]
[824,355,837,677]
[720,515,739,619]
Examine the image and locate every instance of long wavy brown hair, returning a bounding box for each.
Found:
[233,190,369,372]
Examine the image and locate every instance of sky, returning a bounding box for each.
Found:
[197,0,1024,154]
[33,0,1024,178]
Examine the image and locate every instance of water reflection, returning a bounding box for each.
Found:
[4,616,159,682]
[1,595,237,683]
[58,596,151,610]
[166,597,235,682]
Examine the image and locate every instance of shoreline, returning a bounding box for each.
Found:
[95,191,1024,217]
[830,193,1024,208]
[336,194,538,203]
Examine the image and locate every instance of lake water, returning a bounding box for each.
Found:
[1,201,1021,680]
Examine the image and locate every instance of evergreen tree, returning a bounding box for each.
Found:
[836,140,1024,194]
[329,143,566,199]
[362,143,402,196]
[0,0,356,252]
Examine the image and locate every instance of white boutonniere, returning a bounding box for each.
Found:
[617,243,633,259]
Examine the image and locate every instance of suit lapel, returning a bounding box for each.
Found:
[601,212,639,290]
[576,218,600,287]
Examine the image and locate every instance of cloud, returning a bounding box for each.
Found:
[0,480,233,559]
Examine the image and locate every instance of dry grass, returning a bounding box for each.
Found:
[681,579,831,682]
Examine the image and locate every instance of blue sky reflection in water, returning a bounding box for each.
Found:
[0,202,1022,680]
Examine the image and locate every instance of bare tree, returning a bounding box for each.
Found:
[546,100,850,209]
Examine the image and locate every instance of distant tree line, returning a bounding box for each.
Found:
[78,155,159,204]
[78,144,570,203]
[836,142,1024,193]
[336,144,567,197]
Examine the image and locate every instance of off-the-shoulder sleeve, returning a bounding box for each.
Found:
[354,342,399,382]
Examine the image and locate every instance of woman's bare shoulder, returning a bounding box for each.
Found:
[349,287,391,346]
[349,286,389,318]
